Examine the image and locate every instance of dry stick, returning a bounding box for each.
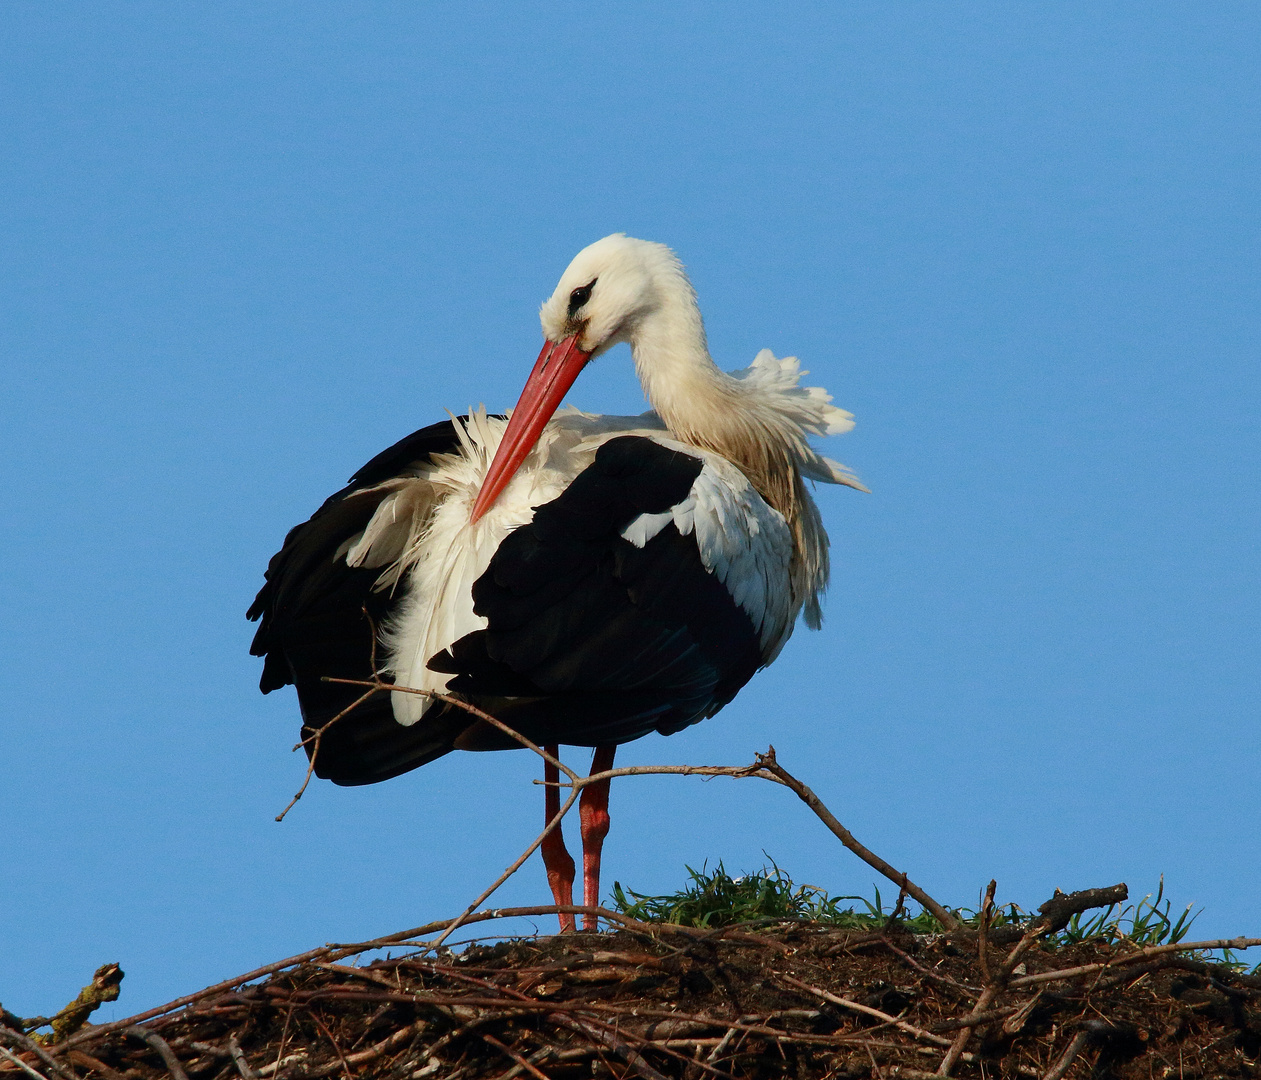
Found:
[64,1050,129,1080]
[937,906,1074,1078]
[0,1046,50,1080]
[879,937,979,995]
[7,964,125,1044]
[256,1053,309,1079]
[259,990,894,1047]
[268,1006,295,1079]
[755,748,960,932]
[49,906,635,1055]
[329,677,959,940]
[1001,992,1044,1038]
[123,1027,189,1080]
[304,1010,354,1080]
[545,1013,670,1080]
[930,1008,1018,1034]
[490,1043,554,1080]
[481,1035,552,1080]
[704,1026,740,1067]
[1040,1029,1090,1080]
[319,676,585,952]
[280,982,742,1080]
[276,610,396,823]
[323,669,964,952]
[325,676,953,938]
[775,975,951,1049]
[324,677,774,951]
[275,684,380,821]
[227,1035,259,1080]
[0,1028,75,1080]
[977,879,997,985]
[1007,936,1261,989]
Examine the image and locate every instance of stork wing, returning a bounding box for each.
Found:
[247,419,481,785]
[432,436,764,749]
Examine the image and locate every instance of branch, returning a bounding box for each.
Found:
[313,674,960,945]
[755,747,960,931]
[123,1028,189,1080]
[0,1028,75,1080]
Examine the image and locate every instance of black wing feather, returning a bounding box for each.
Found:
[247,419,483,786]
[439,437,763,749]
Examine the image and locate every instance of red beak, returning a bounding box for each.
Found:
[470,334,592,522]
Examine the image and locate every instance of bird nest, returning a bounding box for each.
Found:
[6,749,1260,1079]
[6,910,1261,1080]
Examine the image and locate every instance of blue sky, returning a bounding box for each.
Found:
[2,2,1258,1018]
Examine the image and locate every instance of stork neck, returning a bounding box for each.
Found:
[630,294,736,449]
[625,278,827,624]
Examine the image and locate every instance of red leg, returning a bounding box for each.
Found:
[579,745,617,930]
[540,745,576,933]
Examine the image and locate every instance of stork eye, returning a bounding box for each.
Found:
[567,279,597,318]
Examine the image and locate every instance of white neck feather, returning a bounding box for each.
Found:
[624,276,864,631]
[628,277,861,492]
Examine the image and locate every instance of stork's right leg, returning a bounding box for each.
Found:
[541,745,576,933]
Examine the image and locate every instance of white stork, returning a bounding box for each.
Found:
[248,235,865,930]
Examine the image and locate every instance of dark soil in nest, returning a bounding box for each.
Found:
[8,923,1261,1080]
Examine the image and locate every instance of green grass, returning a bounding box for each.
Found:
[1054,876,1199,948]
[610,863,1204,951]
[611,861,901,930]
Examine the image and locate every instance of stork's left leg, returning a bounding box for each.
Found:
[541,745,576,933]
[579,744,617,931]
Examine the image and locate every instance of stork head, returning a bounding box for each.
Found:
[538,233,685,357]
[470,234,687,522]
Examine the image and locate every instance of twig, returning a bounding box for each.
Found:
[9,965,125,1046]
[1037,885,1128,933]
[879,937,978,994]
[481,1035,551,1080]
[0,1046,50,1080]
[930,1008,1017,1033]
[255,1052,308,1078]
[304,1010,353,1080]
[320,676,572,778]
[546,1014,671,1080]
[227,1035,259,1080]
[755,748,960,931]
[0,1027,76,1080]
[315,674,588,948]
[269,1006,295,1078]
[704,1025,740,1066]
[866,1043,887,1079]
[276,609,393,822]
[275,685,379,821]
[123,1028,189,1080]
[491,1044,554,1080]
[936,918,1046,1076]
[50,905,637,1054]
[323,675,955,941]
[63,1050,128,1080]
[1008,936,1261,989]
[977,880,996,985]
[776,975,952,1048]
[551,763,778,785]
[1040,1029,1090,1080]
[423,777,581,953]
